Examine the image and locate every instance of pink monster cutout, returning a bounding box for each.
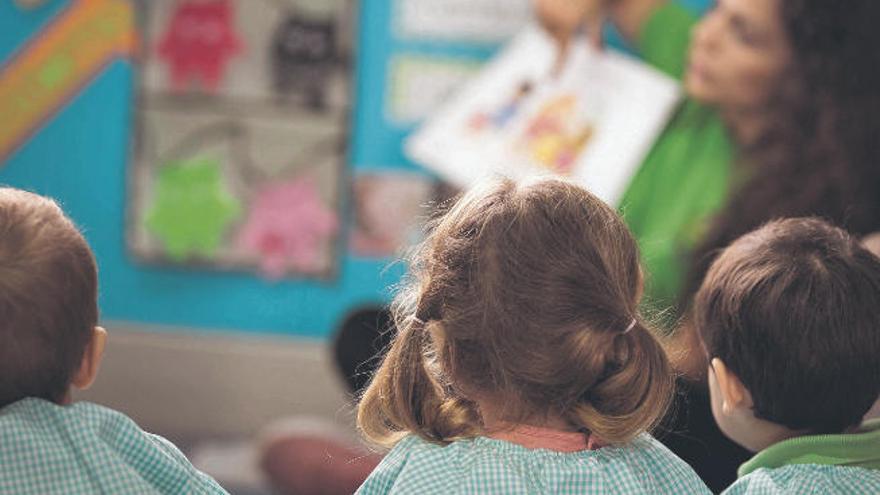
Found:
[158,0,243,91]
[237,178,339,279]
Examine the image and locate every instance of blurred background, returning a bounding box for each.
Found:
[0,0,710,493]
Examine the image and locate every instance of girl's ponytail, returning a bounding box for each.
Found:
[566,320,673,444]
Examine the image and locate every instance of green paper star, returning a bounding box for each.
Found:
[145,156,241,261]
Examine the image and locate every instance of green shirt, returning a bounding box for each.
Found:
[0,398,228,495]
[619,3,733,319]
[356,433,711,494]
[723,420,880,494]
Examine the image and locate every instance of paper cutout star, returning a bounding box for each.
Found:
[237,178,338,278]
[146,156,241,261]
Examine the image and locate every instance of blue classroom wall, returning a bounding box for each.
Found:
[0,0,709,338]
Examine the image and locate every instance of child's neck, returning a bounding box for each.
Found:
[728,412,807,453]
[478,399,601,452]
[477,399,575,433]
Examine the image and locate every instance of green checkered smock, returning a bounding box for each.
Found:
[356,433,711,494]
[723,465,880,494]
[0,398,228,495]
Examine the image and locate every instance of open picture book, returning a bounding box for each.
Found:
[406,25,682,206]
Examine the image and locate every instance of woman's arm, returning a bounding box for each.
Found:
[610,0,669,42]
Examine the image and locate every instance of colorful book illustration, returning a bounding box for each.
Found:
[406,25,681,206]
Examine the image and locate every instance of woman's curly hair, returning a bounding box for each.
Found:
[684,0,880,303]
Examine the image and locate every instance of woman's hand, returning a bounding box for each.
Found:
[533,0,606,46]
[532,0,607,75]
[532,0,667,49]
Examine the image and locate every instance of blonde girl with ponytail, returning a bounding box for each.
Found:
[356,178,710,494]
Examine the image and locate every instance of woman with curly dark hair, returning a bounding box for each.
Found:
[538,0,880,491]
[683,0,880,301]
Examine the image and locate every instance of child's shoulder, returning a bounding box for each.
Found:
[723,465,880,495]
[605,434,713,494]
[355,434,463,494]
[357,433,710,494]
[0,398,227,495]
[1,398,144,443]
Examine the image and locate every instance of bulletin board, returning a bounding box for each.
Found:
[128,0,354,280]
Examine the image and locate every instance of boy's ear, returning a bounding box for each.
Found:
[711,358,750,415]
[72,326,107,391]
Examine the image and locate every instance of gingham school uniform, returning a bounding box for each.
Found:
[722,465,880,495]
[0,398,228,495]
[723,420,880,495]
[356,433,711,494]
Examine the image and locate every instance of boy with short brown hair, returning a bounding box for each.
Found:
[0,188,227,495]
[695,218,880,494]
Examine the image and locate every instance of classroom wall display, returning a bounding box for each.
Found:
[406,27,681,206]
[385,55,482,125]
[0,0,134,162]
[394,0,530,43]
[128,0,353,280]
[349,171,442,258]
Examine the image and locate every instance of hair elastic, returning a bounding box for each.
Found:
[412,315,426,325]
[623,318,637,334]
